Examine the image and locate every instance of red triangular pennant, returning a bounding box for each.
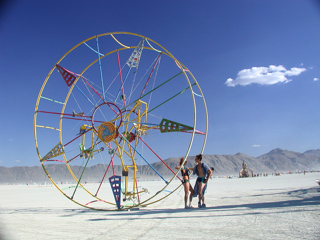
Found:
[56,64,76,87]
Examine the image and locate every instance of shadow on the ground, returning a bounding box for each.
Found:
[4,187,318,221]
[81,187,320,221]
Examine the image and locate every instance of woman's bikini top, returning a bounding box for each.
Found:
[181,166,189,177]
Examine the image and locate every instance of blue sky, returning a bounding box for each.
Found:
[1,0,320,167]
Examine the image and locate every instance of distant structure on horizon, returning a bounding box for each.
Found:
[239,161,253,178]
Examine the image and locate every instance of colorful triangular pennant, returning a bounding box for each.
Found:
[41,142,65,162]
[126,39,144,68]
[159,118,193,133]
[109,175,122,209]
[56,64,77,87]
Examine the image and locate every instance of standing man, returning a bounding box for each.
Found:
[193,154,212,208]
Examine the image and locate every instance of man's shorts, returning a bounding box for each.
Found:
[197,177,205,183]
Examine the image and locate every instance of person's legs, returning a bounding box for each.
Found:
[199,183,205,201]
[184,182,189,208]
[197,181,203,207]
[189,183,194,207]
[201,183,207,207]
[202,196,206,208]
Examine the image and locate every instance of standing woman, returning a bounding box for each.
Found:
[176,157,194,208]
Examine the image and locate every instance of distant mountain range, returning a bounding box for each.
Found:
[1,148,320,184]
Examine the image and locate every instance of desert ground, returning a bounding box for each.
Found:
[1,173,319,240]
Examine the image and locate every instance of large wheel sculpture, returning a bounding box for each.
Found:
[34,32,208,210]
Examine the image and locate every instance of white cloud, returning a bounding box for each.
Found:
[15,160,21,163]
[285,67,306,76]
[252,144,261,148]
[225,65,306,87]
[314,78,319,81]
